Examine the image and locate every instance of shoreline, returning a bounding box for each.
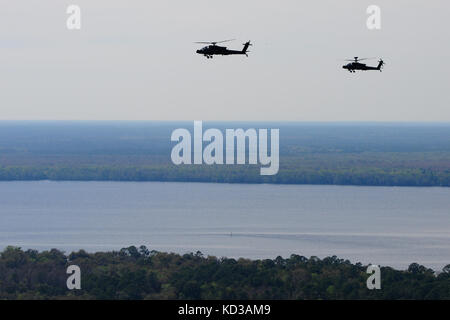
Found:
[0,177,449,188]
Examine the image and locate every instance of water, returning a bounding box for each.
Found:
[0,181,449,270]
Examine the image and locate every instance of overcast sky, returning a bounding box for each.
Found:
[0,0,449,121]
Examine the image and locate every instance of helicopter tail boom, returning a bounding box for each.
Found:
[377,59,384,71]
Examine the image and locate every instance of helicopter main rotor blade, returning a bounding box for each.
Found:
[344,57,375,61]
[195,39,235,45]
[215,39,235,44]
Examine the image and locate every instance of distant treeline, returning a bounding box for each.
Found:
[0,164,449,186]
[1,122,449,186]
[0,246,449,300]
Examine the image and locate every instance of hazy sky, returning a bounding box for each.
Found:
[1,0,449,121]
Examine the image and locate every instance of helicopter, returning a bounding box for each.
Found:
[342,57,385,73]
[195,39,252,59]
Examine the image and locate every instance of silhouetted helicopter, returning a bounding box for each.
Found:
[195,39,252,59]
[342,57,385,73]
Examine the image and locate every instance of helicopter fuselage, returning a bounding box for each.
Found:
[196,41,251,59]
[197,45,244,56]
[343,60,384,73]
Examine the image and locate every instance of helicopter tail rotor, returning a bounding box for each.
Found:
[242,41,252,54]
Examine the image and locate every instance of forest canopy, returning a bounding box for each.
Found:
[0,246,449,300]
